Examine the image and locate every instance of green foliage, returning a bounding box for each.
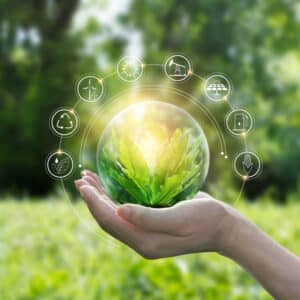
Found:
[99,128,204,207]
[0,0,81,194]
[1,199,299,300]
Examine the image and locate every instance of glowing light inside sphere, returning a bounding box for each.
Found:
[97,101,210,207]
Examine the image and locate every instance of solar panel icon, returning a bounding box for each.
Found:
[204,74,231,102]
[207,82,228,96]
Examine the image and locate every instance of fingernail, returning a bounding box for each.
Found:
[74,180,80,188]
[118,206,130,219]
[79,186,89,198]
[81,170,87,177]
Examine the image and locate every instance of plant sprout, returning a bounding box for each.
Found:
[97,101,209,207]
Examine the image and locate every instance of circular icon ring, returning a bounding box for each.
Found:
[164,55,192,82]
[233,151,262,180]
[46,151,74,180]
[204,74,231,102]
[50,108,79,137]
[225,109,254,136]
[117,56,144,82]
[76,75,104,102]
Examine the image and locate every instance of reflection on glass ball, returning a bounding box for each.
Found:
[97,101,210,207]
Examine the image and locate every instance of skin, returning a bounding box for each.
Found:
[75,170,300,300]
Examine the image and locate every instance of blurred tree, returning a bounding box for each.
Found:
[0,0,80,194]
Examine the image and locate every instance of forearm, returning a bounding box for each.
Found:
[220,210,300,299]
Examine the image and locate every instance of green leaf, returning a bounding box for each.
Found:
[99,126,206,207]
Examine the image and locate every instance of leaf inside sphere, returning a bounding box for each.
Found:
[97,101,209,207]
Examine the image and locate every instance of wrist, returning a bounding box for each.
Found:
[215,203,247,257]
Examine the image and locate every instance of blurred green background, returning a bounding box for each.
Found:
[1,0,300,299]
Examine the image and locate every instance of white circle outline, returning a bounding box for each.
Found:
[117,56,144,82]
[76,75,104,102]
[225,108,254,136]
[50,108,80,137]
[233,151,262,180]
[204,74,231,102]
[46,151,74,180]
[163,55,192,82]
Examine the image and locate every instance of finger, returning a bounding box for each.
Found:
[81,170,102,187]
[75,179,98,200]
[79,185,149,249]
[82,174,107,195]
[82,175,101,192]
[82,175,119,208]
[80,177,117,209]
[75,179,90,190]
[117,204,184,235]
[195,191,212,199]
[82,171,112,199]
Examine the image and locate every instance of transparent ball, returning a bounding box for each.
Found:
[97,101,209,207]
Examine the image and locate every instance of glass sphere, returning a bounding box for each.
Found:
[97,101,209,207]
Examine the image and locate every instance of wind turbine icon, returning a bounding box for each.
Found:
[83,79,97,101]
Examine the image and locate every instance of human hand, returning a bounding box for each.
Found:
[75,170,236,259]
[75,171,300,299]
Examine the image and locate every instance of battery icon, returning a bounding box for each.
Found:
[234,113,246,132]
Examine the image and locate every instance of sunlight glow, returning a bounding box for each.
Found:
[134,105,145,121]
[135,132,162,171]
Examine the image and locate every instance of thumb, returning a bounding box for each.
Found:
[117,204,178,233]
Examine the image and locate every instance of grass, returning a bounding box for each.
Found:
[0,198,300,300]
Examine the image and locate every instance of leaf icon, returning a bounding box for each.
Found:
[51,156,70,175]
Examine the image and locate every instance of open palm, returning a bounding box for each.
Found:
[75,170,232,259]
